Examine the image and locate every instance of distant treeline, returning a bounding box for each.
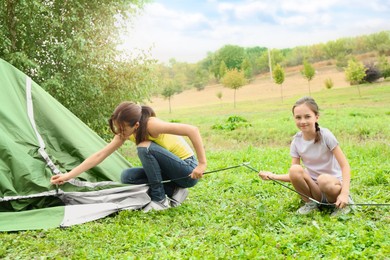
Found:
[155,31,390,95]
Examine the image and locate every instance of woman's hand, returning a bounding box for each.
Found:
[190,163,206,179]
[51,173,70,185]
[258,171,274,181]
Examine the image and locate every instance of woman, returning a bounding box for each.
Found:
[51,102,207,211]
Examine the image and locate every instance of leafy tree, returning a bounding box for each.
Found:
[161,80,182,113]
[284,46,309,66]
[378,55,390,79]
[241,57,253,79]
[244,46,266,74]
[273,64,285,102]
[193,67,209,91]
[301,60,316,96]
[221,69,247,108]
[367,31,390,55]
[0,0,154,137]
[219,61,227,79]
[212,45,245,79]
[345,59,366,96]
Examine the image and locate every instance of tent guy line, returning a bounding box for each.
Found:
[243,163,390,207]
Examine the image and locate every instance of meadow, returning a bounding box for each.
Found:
[1,82,389,259]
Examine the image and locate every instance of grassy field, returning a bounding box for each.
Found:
[1,82,389,259]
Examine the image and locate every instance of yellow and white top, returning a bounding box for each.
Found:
[130,134,194,160]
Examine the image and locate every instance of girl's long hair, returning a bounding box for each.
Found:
[135,105,156,145]
[292,96,321,143]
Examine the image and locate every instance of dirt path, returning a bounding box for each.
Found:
[148,64,350,110]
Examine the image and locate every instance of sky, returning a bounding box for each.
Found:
[119,0,390,63]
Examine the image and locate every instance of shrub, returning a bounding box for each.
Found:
[363,63,382,83]
[212,115,251,131]
[324,77,334,89]
[378,55,390,79]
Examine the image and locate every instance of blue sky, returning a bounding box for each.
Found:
[119,0,390,63]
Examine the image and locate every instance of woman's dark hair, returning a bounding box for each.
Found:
[108,102,156,144]
[292,96,321,143]
[135,105,156,145]
[109,101,142,135]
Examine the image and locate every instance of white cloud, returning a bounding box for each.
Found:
[118,0,390,63]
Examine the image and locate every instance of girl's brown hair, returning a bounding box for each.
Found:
[108,102,156,145]
[292,96,321,143]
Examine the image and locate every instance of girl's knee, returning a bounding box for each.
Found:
[121,169,131,183]
[317,174,341,192]
[289,164,304,180]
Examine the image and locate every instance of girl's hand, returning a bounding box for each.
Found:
[190,163,206,179]
[50,173,70,185]
[259,171,273,181]
[335,193,349,208]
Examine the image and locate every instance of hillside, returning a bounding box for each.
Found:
[148,63,351,112]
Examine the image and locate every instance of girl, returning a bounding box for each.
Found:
[259,96,352,216]
[51,102,207,211]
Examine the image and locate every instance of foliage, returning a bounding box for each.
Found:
[378,55,390,79]
[324,78,334,89]
[0,0,155,137]
[212,115,251,131]
[363,63,382,83]
[161,80,182,113]
[273,64,285,101]
[241,57,253,79]
[216,91,223,101]
[345,59,366,85]
[212,45,245,79]
[1,83,389,259]
[219,61,227,79]
[221,69,247,108]
[301,60,316,95]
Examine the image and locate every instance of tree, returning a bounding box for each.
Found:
[301,60,316,96]
[161,80,182,113]
[241,57,253,79]
[221,69,247,108]
[273,64,285,102]
[211,45,245,79]
[345,59,366,96]
[378,55,390,79]
[0,0,154,137]
[219,61,228,79]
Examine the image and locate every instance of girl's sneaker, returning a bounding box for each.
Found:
[297,201,318,215]
[143,197,170,212]
[331,196,354,217]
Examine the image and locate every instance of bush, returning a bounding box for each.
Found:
[378,55,390,79]
[363,63,382,83]
[324,77,334,89]
[212,115,251,131]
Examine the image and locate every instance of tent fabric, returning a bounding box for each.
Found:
[0,59,150,231]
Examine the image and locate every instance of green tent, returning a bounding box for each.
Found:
[0,59,150,231]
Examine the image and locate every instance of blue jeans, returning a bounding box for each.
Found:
[121,142,198,201]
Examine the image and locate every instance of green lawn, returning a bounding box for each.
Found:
[1,83,389,259]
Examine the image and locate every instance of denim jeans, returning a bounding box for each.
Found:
[121,142,198,201]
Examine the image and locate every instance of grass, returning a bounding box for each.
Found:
[1,82,390,259]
